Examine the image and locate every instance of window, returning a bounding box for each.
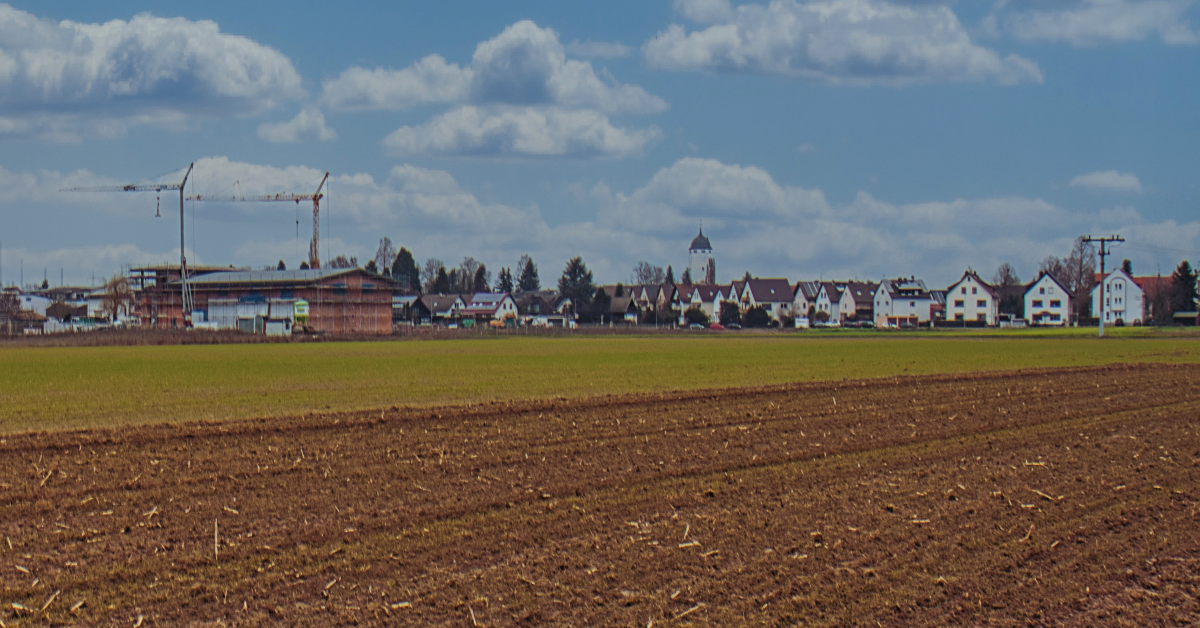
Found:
[1050,300,1061,308]
[972,287,977,295]
[961,287,966,294]
[977,300,986,308]
[954,300,964,307]
[910,301,915,307]
[1051,314,1061,322]
[1032,300,1043,307]
[1039,287,1045,295]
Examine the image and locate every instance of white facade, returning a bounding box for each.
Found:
[1024,274,1071,326]
[946,271,998,325]
[1091,269,1144,325]
[874,280,934,327]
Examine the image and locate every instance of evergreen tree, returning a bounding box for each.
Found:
[365,259,378,273]
[300,261,310,270]
[518,256,540,292]
[277,260,286,270]
[615,283,624,297]
[558,257,595,309]
[432,266,451,294]
[495,267,515,293]
[592,287,612,323]
[392,248,421,293]
[680,268,693,285]
[473,264,490,293]
[664,265,675,285]
[1170,260,1198,314]
[1122,259,1133,276]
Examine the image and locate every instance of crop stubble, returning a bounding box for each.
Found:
[1,363,1198,626]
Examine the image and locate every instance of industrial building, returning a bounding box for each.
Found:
[134,266,402,335]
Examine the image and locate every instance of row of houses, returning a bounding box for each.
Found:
[1,264,1169,336]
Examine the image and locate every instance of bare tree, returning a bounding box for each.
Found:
[458,257,482,292]
[631,261,665,285]
[327,255,357,269]
[1066,237,1097,318]
[102,274,135,322]
[993,262,1023,316]
[1040,237,1096,320]
[422,258,445,293]
[374,237,397,272]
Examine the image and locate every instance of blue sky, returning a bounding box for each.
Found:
[1,0,1197,289]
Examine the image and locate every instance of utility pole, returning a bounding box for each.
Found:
[1083,235,1124,337]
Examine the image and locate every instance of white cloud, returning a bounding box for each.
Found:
[0,5,303,140]
[644,0,1044,86]
[1068,170,1143,193]
[382,106,661,158]
[257,108,337,143]
[563,40,632,58]
[322,20,666,115]
[1004,0,1200,46]
[319,55,473,111]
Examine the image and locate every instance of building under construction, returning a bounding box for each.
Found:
[133,266,401,335]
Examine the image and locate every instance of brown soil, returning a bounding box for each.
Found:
[1,363,1198,626]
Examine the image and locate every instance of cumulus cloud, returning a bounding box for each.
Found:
[318,55,473,111]
[257,108,337,143]
[563,40,632,58]
[1003,0,1200,46]
[644,0,1044,86]
[1068,170,1143,193]
[323,21,666,114]
[382,106,661,158]
[0,5,303,140]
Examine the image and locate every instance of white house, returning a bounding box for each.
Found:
[462,292,518,322]
[737,278,795,322]
[1091,269,1144,325]
[874,278,935,327]
[1024,273,1071,326]
[793,281,821,319]
[946,270,999,325]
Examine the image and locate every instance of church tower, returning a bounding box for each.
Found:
[688,226,714,285]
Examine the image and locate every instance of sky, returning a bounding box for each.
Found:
[1,0,1197,290]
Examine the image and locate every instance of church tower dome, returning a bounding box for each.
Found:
[687,225,715,284]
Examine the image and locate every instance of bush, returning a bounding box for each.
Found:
[684,306,710,325]
[743,306,770,328]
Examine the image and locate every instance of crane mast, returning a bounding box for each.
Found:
[61,162,196,326]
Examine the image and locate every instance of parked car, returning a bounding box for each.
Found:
[688,323,706,330]
[709,323,725,330]
[726,323,742,330]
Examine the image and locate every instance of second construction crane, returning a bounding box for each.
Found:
[189,172,329,268]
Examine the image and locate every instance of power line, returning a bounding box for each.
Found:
[1084,234,1124,338]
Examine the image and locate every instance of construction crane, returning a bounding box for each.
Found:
[188,172,329,269]
[61,163,196,324]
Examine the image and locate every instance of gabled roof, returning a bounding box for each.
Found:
[1132,275,1170,298]
[688,284,724,302]
[462,292,514,315]
[794,281,821,300]
[743,278,793,303]
[420,294,464,315]
[1024,272,1071,297]
[948,270,997,297]
[879,277,930,296]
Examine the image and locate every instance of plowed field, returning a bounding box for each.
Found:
[2,363,1199,626]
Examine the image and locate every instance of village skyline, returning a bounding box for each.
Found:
[0,1,1197,289]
